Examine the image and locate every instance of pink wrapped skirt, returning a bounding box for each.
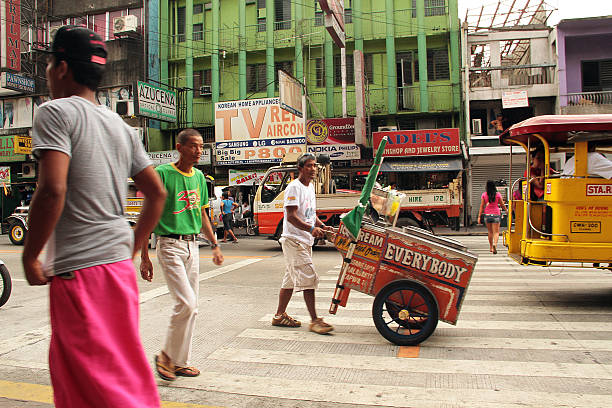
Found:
[49,260,160,408]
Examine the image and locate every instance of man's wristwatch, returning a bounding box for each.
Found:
[210,243,219,249]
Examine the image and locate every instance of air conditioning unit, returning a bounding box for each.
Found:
[199,85,212,96]
[113,15,138,35]
[21,163,35,178]
[378,126,398,132]
[114,100,134,116]
[472,118,483,135]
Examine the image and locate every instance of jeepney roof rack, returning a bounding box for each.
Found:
[281,152,302,164]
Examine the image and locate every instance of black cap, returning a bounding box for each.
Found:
[50,25,107,66]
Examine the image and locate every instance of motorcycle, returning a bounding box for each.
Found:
[0,260,11,307]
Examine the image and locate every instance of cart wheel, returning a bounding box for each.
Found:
[372,280,438,346]
[0,264,12,307]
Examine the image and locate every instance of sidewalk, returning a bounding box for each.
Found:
[432,224,490,236]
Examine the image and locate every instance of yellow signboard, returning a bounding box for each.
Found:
[14,135,32,155]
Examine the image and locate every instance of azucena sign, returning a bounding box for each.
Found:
[135,81,177,122]
[372,128,460,157]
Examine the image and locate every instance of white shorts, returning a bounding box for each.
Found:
[279,237,319,292]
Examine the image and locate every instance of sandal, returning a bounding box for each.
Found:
[272,312,301,327]
[175,366,200,377]
[492,246,497,254]
[155,355,176,381]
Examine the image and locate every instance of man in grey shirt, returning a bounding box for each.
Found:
[23,26,166,407]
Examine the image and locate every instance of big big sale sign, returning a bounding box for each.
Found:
[215,98,306,165]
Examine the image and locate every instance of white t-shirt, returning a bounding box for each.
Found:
[562,152,612,179]
[281,178,317,245]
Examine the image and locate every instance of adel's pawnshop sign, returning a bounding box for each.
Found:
[373,128,460,157]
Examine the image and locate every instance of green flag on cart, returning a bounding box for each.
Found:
[340,137,387,239]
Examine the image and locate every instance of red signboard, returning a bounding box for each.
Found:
[373,128,461,157]
[306,118,354,144]
[5,0,21,71]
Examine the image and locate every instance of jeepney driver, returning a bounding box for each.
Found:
[271,153,335,334]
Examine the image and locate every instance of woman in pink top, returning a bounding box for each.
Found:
[478,180,507,254]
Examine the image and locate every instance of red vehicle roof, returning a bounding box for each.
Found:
[500,114,612,146]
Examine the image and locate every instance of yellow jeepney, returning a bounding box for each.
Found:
[501,115,612,268]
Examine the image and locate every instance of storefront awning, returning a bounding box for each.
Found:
[380,157,463,172]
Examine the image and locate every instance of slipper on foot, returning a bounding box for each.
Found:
[175,366,200,377]
[155,355,176,381]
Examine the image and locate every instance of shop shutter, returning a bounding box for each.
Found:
[469,161,525,223]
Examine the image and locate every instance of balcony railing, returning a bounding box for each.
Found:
[470,65,555,89]
[564,91,612,106]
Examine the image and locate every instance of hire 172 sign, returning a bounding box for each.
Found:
[372,128,460,157]
[215,98,306,165]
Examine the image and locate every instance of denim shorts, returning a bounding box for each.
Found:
[484,214,501,224]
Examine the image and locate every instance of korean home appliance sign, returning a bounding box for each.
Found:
[215,97,306,165]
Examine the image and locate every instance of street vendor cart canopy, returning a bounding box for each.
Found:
[500,114,612,147]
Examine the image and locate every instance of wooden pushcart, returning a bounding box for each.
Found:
[328,216,478,346]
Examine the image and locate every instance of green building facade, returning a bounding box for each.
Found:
[151,0,460,151]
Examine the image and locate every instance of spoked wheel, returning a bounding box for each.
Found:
[0,264,12,307]
[9,222,26,245]
[372,280,438,346]
[246,224,256,236]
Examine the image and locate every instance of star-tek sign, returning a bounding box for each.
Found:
[372,128,460,157]
[4,0,21,71]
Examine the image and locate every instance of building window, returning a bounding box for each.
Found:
[257,0,266,8]
[175,6,186,42]
[582,59,612,92]
[427,48,450,80]
[364,54,374,83]
[412,0,446,17]
[315,58,325,87]
[334,54,354,86]
[257,17,266,32]
[345,8,352,24]
[194,70,212,93]
[275,0,291,30]
[194,4,203,14]
[193,23,203,41]
[247,64,267,93]
[275,61,293,89]
[315,11,324,26]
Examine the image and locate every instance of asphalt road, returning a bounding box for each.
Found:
[1,232,612,408]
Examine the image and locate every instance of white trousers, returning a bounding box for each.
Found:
[156,237,199,367]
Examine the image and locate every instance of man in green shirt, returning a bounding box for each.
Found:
[140,128,223,381]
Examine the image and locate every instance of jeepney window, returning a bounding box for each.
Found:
[261,171,285,203]
[333,173,350,190]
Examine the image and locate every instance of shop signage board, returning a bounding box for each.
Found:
[147,149,211,166]
[1,72,35,94]
[373,128,461,157]
[13,134,31,154]
[0,166,10,184]
[306,118,355,144]
[215,97,306,165]
[4,0,21,71]
[228,169,267,186]
[135,81,177,122]
[278,70,303,118]
[0,134,25,161]
[307,143,360,160]
[502,90,529,109]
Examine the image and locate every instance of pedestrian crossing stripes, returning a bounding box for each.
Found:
[185,236,612,407]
